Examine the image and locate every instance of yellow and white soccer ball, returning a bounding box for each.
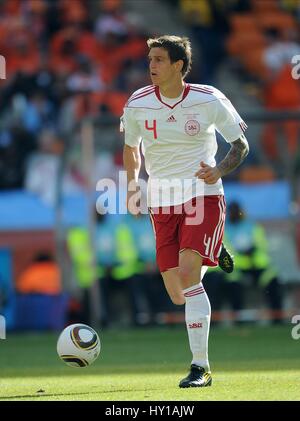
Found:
[57,323,101,367]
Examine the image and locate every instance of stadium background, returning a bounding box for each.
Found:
[0,0,300,332]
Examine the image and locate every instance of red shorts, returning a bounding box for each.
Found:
[149,195,226,273]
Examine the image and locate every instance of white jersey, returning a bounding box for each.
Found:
[121,83,247,207]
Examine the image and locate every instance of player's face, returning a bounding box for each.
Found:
[148,47,181,86]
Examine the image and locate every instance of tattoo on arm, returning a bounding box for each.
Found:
[217,136,249,177]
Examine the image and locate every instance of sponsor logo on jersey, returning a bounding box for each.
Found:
[188,322,203,329]
[167,115,177,122]
[185,120,200,136]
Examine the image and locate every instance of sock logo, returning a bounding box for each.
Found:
[188,322,203,329]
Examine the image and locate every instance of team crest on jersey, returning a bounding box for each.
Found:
[185,120,200,136]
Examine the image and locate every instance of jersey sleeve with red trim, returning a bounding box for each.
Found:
[208,87,247,142]
[190,84,247,143]
[121,85,157,147]
[125,85,153,107]
[120,106,142,148]
[213,97,247,143]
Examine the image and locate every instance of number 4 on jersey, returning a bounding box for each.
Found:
[145,120,157,140]
[204,235,212,256]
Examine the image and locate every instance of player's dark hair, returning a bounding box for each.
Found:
[147,35,192,79]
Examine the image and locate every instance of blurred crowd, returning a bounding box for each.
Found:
[0,0,150,192]
[179,0,300,177]
[0,0,299,193]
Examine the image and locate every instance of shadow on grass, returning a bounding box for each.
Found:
[0,387,161,400]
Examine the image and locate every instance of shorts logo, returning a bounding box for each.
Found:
[188,322,203,329]
[185,120,200,136]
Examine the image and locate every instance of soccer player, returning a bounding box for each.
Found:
[122,35,249,388]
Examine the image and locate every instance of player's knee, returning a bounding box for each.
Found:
[169,293,185,306]
[171,296,185,306]
[178,265,196,284]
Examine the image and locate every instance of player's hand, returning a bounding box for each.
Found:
[194,161,222,184]
[126,190,141,218]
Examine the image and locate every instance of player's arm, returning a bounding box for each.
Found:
[123,144,142,215]
[121,107,142,215]
[217,134,249,177]
[195,135,249,184]
[123,144,141,187]
[195,95,249,184]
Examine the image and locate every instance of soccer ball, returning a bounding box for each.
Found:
[57,323,101,367]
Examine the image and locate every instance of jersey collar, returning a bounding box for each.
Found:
[154,83,190,109]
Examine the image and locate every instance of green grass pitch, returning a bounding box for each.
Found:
[0,325,299,401]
